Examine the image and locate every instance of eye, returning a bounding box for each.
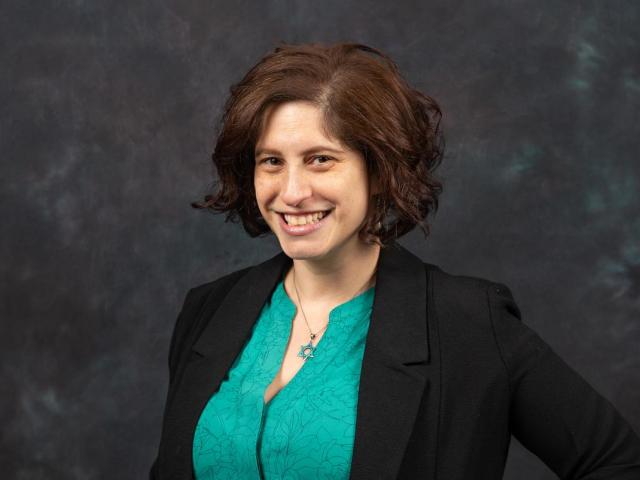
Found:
[311,155,333,165]
[260,157,280,166]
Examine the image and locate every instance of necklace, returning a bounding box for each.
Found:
[292,266,376,361]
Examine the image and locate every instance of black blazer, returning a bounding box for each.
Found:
[150,241,640,479]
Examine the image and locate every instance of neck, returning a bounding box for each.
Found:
[284,239,381,307]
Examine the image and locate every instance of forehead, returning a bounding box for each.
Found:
[255,101,342,153]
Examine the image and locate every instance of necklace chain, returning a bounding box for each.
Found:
[292,266,376,356]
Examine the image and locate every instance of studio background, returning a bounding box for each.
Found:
[2,1,639,479]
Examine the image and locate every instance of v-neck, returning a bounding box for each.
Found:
[263,280,375,407]
[192,276,376,480]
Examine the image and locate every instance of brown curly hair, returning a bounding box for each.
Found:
[192,41,445,247]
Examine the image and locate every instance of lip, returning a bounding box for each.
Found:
[278,210,333,236]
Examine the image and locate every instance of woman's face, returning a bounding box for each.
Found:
[254,101,373,262]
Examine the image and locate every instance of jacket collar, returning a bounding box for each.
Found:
[193,239,429,364]
[161,240,437,479]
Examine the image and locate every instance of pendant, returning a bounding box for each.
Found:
[297,340,316,361]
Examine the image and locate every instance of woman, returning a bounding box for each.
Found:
[150,43,640,479]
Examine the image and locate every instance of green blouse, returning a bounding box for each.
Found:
[192,276,375,479]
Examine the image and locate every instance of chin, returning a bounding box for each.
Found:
[279,240,331,260]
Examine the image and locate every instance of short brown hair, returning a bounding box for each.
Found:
[193,41,444,247]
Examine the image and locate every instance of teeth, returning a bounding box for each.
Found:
[284,210,328,226]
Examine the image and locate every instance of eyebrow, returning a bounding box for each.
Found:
[254,145,345,157]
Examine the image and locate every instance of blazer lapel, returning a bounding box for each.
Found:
[159,241,437,480]
[159,249,290,478]
[348,241,435,479]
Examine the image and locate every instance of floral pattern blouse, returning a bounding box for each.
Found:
[192,276,375,479]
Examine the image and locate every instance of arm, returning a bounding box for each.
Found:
[487,282,640,479]
[149,287,199,480]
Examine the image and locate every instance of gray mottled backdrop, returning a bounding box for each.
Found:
[2,1,639,478]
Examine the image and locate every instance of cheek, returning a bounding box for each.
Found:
[334,174,369,209]
[349,195,372,225]
[254,176,274,200]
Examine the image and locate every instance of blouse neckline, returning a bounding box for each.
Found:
[272,278,376,323]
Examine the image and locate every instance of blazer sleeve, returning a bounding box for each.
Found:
[149,286,202,480]
[149,285,214,480]
[487,282,640,479]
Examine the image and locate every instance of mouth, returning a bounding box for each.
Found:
[278,209,333,226]
[276,209,334,236]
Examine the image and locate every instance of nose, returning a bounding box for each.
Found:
[280,166,312,207]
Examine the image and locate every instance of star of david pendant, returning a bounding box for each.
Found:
[297,340,316,361]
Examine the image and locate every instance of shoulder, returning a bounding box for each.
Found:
[421,261,548,382]
[166,265,253,374]
[424,261,514,309]
[184,265,253,305]
[177,264,254,330]
[422,261,523,342]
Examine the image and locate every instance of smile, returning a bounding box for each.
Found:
[277,209,333,236]
[282,210,331,225]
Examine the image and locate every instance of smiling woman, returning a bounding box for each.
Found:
[253,100,380,259]
[190,43,444,249]
[150,42,640,480]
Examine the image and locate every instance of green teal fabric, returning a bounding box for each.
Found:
[192,276,375,479]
